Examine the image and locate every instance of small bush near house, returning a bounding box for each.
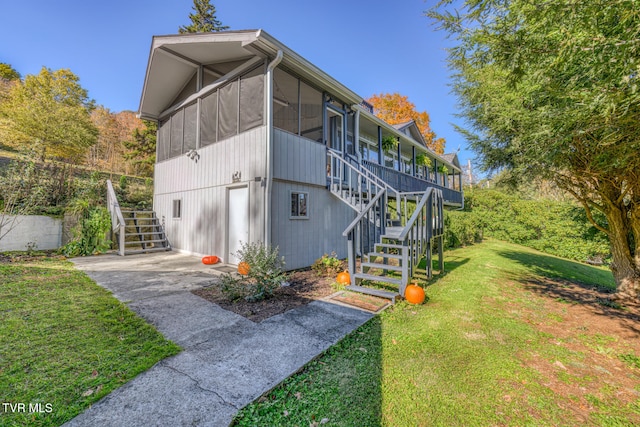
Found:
[311,251,343,277]
[219,242,287,302]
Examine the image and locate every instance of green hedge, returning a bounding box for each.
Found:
[443,189,610,263]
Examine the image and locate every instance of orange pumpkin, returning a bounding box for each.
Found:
[404,284,425,304]
[202,255,219,265]
[336,271,351,285]
[237,261,250,275]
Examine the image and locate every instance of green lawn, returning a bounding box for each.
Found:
[0,256,180,427]
[233,240,640,426]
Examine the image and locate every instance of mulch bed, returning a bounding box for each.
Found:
[192,267,338,322]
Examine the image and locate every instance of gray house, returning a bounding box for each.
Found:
[134,29,463,299]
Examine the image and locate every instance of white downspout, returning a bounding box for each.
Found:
[264,50,283,246]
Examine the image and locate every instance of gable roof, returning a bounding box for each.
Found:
[392,120,427,147]
[139,29,362,120]
[441,152,461,169]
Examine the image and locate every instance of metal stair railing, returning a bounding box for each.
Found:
[106,179,126,256]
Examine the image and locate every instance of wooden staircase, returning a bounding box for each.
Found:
[327,150,444,303]
[106,180,171,256]
[118,210,171,255]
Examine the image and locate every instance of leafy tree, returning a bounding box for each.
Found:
[178,0,229,33]
[427,0,640,301]
[88,106,120,171]
[123,120,156,177]
[0,67,97,161]
[0,63,20,104]
[0,63,20,81]
[366,92,445,154]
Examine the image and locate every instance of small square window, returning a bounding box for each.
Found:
[290,192,308,219]
[172,199,182,219]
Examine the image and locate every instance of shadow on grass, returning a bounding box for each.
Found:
[497,249,640,335]
[232,316,383,426]
[414,255,470,287]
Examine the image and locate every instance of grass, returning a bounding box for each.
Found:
[233,239,639,426]
[0,256,180,426]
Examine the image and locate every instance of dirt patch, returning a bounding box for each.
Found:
[0,250,63,263]
[501,277,640,423]
[192,267,338,322]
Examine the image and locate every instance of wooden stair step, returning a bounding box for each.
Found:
[127,231,164,236]
[124,247,171,255]
[353,272,402,286]
[123,239,168,245]
[375,243,403,250]
[345,285,400,304]
[361,262,402,272]
[368,251,403,260]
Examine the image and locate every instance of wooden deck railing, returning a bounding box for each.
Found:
[394,188,444,288]
[362,160,463,206]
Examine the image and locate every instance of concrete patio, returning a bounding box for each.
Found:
[64,251,373,426]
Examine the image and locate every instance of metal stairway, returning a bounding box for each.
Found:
[327,150,444,302]
[106,180,171,256]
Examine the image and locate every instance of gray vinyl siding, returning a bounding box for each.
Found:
[153,126,266,257]
[270,181,353,271]
[273,129,325,186]
[271,129,354,270]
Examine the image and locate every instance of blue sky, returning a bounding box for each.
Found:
[0,0,471,166]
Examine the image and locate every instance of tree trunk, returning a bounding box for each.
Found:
[606,205,640,301]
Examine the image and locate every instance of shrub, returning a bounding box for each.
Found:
[61,207,112,256]
[218,242,287,302]
[311,252,343,277]
[443,210,484,249]
[464,189,610,263]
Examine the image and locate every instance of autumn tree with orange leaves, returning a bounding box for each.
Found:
[366,93,445,154]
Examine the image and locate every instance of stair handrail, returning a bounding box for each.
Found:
[106,179,126,256]
[394,188,444,284]
[396,188,438,241]
[342,187,387,238]
[326,150,386,211]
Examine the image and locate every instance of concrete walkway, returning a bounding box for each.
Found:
[65,252,372,427]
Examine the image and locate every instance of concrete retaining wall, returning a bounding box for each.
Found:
[0,215,62,251]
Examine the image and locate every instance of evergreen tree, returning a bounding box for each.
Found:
[123,120,156,177]
[179,0,229,33]
[428,0,640,301]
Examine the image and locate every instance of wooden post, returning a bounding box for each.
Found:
[438,235,444,272]
[347,232,356,286]
[412,146,416,177]
[397,137,402,172]
[377,126,383,165]
[401,245,409,297]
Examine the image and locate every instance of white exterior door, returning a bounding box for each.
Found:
[227,186,249,265]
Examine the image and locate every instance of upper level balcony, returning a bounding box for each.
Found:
[362,159,463,207]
